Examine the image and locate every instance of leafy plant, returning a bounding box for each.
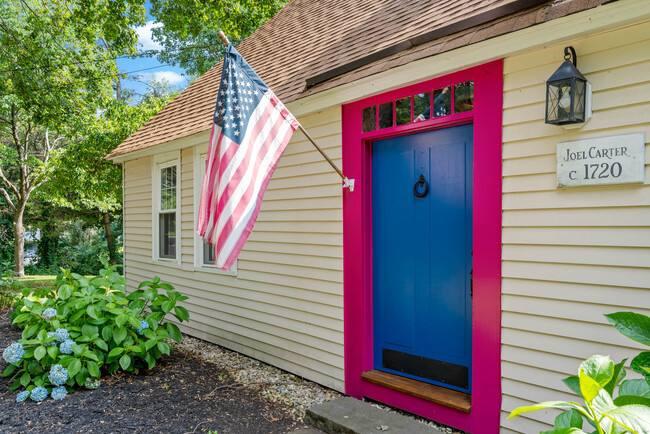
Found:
[1,258,189,402]
[509,312,650,433]
[0,262,23,309]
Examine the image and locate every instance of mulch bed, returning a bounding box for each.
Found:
[0,309,307,434]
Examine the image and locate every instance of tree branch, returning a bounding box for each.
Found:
[0,187,16,211]
[0,165,19,197]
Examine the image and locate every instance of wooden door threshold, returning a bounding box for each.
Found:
[361,370,471,413]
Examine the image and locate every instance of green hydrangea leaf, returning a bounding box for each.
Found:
[555,409,583,429]
[619,379,650,398]
[113,327,127,345]
[67,359,82,378]
[603,404,650,433]
[605,312,650,346]
[34,346,46,361]
[174,306,189,322]
[119,354,131,371]
[631,352,650,383]
[167,322,182,343]
[509,401,589,420]
[86,361,100,378]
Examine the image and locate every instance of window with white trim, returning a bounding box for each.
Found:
[153,153,181,266]
[193,150,237,275]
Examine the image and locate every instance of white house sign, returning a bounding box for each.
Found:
[557,133,645,187]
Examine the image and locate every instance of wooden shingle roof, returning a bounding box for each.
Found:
[107,0,606,159]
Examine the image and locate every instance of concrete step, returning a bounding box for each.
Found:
[305,397,445,434]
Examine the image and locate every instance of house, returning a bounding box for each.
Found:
[106,0,650,431]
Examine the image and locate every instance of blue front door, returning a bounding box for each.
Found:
[372,124,473,393]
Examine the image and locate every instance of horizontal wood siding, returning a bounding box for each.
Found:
[500,21,650,431]
[123,107,344,391]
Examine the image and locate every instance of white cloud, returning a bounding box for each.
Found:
[138,71,185,84]
[135,20,163,51]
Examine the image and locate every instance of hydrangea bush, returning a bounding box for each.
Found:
[1,259,190,402]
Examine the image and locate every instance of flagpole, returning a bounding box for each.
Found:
[216,31,355,192]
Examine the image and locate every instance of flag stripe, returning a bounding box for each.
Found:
[219,125,296,269]
[205,94,277,244]
[196,44,299,270]
[215,106,294,254]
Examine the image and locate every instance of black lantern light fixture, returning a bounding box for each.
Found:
[545,46,592,127]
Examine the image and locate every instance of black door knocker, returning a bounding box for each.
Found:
[413,174,429,197]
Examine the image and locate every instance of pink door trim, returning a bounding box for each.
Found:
[341,59,503,433]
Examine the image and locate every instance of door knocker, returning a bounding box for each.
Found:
[413,174,429,197]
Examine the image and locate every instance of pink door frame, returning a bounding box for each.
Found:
[341,59,503,433]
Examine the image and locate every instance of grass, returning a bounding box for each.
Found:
[17,275,58,292]
[0,275,59,310]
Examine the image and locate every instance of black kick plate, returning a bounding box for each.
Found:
[382,348,468,390]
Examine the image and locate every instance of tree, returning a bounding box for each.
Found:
[149,0,289,76]
[44,83,177,265]
[0,0,146,276]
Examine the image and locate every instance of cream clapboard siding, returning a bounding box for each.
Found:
[122,106,345,391]
[500,20,650,432]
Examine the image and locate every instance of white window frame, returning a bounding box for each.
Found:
[193,145,238,276]
[152,151,182,268]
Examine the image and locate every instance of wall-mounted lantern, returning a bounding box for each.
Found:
[545,46,592,128]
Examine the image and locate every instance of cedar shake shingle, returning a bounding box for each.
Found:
[107,0,608,159]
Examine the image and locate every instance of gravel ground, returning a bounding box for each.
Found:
[173,335,343,421]
[174,336,464,434]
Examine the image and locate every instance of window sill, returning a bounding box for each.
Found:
[193,265,237,277]
[361,370,471,413]
[152,258,182,269]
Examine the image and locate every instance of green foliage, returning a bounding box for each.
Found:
[0,262,23,309]
[28,219,123,276]
[149,0,289,76]
[510,312,650,433]
[0,0,146,276]
[2,259,189,397]
[606,313,650,386]
[43,85,177,215]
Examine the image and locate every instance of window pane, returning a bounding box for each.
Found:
[159,213,176,259]
[432,87,451,118]
[160,166,176,210]
[203,240,215,265]
[395,97,411,125]
[362,106,376,133]
[378,102,393,129]
[413,92,431,121]
[454,81,474,113]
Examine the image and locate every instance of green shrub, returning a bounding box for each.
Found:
[1,258,189,402]
[509,312,650,433]
[0,262,23,310]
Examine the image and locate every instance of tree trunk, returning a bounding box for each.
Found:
[102,212,116,265]
[13,206,25,277]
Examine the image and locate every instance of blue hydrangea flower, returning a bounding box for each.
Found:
[54,328,70,342]
[42,308,57,319]
[30,387,48,402]
[136,319,149,334]
[59,339,75,355]
[45,331,58,347]
[2,343,25,364]
[48,364,69,386]
[16,391,30,403]
[51,386,67,400]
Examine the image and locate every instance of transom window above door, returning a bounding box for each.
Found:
[362,81,474,133]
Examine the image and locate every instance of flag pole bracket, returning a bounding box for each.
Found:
[343,177,355,192]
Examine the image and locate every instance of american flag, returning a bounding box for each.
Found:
[197,44,300,270]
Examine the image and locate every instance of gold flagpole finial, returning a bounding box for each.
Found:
[217,31,230,46]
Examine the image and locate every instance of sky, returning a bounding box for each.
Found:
[115,7,190,98]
